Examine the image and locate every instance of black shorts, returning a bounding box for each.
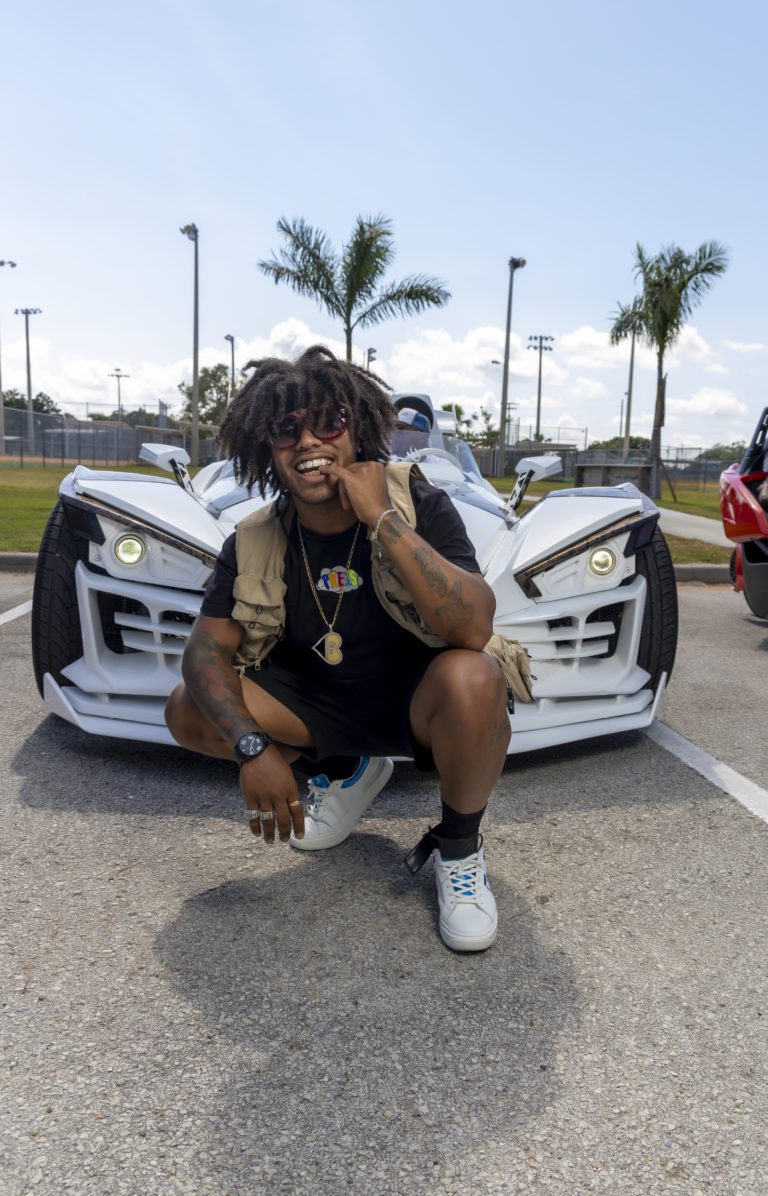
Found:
[245,652,442,771]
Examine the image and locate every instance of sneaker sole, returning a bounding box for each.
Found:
[290,757,394,852]
[439,915,498,953]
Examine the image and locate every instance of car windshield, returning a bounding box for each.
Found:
[442,435,484,481]
[390,427,434,458]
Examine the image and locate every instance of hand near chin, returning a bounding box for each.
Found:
[319,460,393,527]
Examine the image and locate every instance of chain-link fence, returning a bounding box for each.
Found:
[0,407,741,489]
[0,407,218,466]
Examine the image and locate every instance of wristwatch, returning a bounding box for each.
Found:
[234,730,273,765]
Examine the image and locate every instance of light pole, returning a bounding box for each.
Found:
[527,334,554,440]
[492,359,519,450]
[180,223,200,466]
[365,347,377,372]
[108,369,129,463]
[224,334,235,403]
[15,307,41,454]
[0,260,17,454]
[496,256,526,477]
[623,326,637,462]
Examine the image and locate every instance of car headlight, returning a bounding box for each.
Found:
[588,547,617,576]
[113,533,147,566]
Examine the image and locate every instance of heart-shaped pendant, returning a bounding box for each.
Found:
[312,631,343,665]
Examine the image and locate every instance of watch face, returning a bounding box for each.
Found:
[236,732,270,760]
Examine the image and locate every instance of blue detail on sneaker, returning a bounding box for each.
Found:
[289,756,393,851]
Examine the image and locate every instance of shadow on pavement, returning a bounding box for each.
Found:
[12,715,689,828]
[153,831,578,1191]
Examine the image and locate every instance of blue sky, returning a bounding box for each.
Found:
[1,0,766,448]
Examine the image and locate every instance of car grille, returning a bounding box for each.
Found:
[497,575,646,700]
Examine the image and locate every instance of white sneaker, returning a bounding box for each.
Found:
[290,756,394,851]
[434,843,498,952]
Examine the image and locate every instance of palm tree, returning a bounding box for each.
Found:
[257,215,450,362]
[609,297,645,462]
[628,241,729,497]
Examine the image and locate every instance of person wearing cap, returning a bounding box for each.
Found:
[165,346,530,952]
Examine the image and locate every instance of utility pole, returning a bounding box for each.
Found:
[224,334,235,403]
[109,369,129,464]
[623,326,637,462]
[180,223,200,466]
[15,307,41,454]
[527,334,555,440]
[496,256,526,477]
[0,260,17,455]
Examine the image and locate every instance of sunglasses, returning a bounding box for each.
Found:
[266,406,348,450]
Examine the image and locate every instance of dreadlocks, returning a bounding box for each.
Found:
[217,344,396,496]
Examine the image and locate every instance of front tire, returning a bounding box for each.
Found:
[635,526,678,690]
[31,502,84,697]
[742,539,768,619]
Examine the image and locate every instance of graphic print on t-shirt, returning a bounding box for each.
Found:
[315,565,363,593]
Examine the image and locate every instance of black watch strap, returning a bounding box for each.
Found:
[234,731,273,765]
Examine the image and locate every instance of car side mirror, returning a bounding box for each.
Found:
[139,443,192,472]
[139,442,195,494]
[506,455,562,512]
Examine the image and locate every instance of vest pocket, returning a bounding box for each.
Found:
[483,634,534,702]
[232,574,285,626]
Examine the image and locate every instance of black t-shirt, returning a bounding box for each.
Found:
[200,475,480,688]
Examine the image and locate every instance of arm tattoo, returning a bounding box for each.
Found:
[378,514,405,548]
[413,546,474,636]
[182,626,257,742]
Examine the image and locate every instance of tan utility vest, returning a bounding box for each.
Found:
[231,461,533,702]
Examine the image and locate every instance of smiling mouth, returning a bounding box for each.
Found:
[295,457,333,475]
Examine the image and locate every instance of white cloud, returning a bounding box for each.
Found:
[666,325,711,368]
[387,326,566,420]
[0,319,757,451]
[667,387,748,418]
[724,340,766,352]
[558,325,619,370]
[571,376,608,399]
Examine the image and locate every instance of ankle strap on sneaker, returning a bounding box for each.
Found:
[404,828,481,874]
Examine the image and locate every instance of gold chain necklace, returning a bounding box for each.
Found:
[296,520,362,665]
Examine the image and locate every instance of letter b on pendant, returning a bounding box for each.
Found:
[312,631,343,665]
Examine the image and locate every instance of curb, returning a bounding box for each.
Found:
[0,552,733,585]
[672,564,731,584]
[0,553,39,573]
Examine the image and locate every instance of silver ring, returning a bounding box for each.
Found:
[259,810,275,822]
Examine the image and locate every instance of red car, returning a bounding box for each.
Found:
[720,406,768,617]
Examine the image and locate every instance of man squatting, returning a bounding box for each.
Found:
[166,346,532,952]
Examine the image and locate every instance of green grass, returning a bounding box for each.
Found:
[0,463,169,552]
[663,535,731,566]
[655,486,722,519]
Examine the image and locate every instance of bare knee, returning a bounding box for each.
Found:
[165,683,210,749]
[428,649,507,719]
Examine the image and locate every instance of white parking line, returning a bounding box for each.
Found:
[648,721,768,826]
[0,600,33,627]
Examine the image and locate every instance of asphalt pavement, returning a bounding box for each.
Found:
[1,575,766,1196]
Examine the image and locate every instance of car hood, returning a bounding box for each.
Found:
[66,468,228,555]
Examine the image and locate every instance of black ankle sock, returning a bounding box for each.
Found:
[432,801,486,845]
[294,754,360,782]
